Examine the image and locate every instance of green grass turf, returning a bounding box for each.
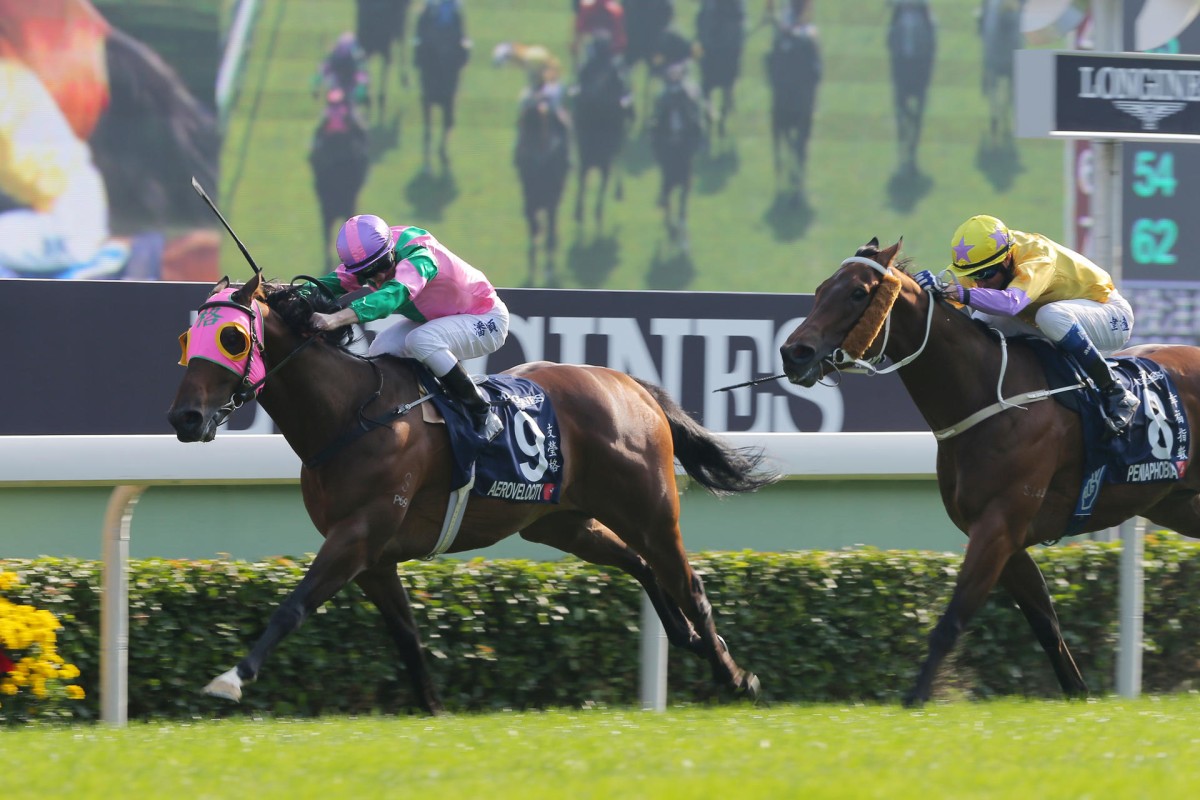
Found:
[219,0,1067,292]
[5,696,1199,798]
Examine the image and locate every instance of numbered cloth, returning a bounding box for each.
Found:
[1028,341,1191,534]
[416,367,564,503]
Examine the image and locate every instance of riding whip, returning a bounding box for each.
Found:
[191,176,263,276]
[713,374,786,392]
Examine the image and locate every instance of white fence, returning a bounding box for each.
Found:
[0,433,1143,723]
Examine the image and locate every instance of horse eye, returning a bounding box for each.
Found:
[851,287,869,301]
[219,326,250,360]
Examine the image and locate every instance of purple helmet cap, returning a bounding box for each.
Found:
[336,214,395,273]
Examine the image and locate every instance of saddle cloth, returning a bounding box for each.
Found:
[1024,339,1191,535]
[414,364,564,504]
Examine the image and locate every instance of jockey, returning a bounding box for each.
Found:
[312,32,369,107]
[916,214,1140,436]
[305,214,510,441]
[652,26,696,83]
[0,58,110,276]
[573,0,627,64]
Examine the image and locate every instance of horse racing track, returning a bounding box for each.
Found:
[4,698,1196,796]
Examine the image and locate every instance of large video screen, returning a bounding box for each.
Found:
[0,0,1088,292]
[0,0,221,281]
[218,0,1072,294]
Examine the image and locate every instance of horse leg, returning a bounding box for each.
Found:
[719,85,732,139]
[379,49,391,117]
[997,549,1088,697]
[595,165,610,226]
[439,101,453,169]
[678,177,691,253]
[574,164,587,224]
[1143,490,1200,537]
[519,514,704,653]
[524,195,540,284]
[903,527,1017,707]
[421,100,433,173]
[593,500,758,697]
[353,563,444,714]
[203,519,374,701]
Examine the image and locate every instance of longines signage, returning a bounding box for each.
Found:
[1016,50,1200,141]
[1,279,925,436]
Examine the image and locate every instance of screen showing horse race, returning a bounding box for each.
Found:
[0,0,221,281]
[0,0,1086,294]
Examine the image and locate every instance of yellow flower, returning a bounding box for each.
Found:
[0,571,18,591]
[65,685,84,700]
[0,681,16,695]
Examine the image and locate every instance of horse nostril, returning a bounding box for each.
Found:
[168,408,204,439]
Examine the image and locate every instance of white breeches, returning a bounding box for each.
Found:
[972,291,1134,356]
[367,299,510,376]
[0,164,108,273]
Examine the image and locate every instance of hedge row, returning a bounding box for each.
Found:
[4,534,1200,720]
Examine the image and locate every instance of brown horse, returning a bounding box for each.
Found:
[167,275,773,712]
[779,239,1200,706]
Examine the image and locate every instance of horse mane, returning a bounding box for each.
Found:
[262,281,358,350]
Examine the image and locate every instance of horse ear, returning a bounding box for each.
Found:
[867,237,880,249]
[208,276,230,297]
[232,272,263,306]
[879,240,903,267]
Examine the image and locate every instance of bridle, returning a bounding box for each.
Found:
[197,293,320,428]
[825,255,934,377]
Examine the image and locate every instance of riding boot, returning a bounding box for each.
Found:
[440,362,503,442]
[1058,323,1139,436]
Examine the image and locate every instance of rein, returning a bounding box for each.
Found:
[826,256,934,376]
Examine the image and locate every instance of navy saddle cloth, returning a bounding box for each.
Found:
[414,364,564,503]
[1022,338,1190,535]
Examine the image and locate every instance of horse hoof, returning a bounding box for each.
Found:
[900,690,924,709]
[203,668,243,702]
[742,672,761,701]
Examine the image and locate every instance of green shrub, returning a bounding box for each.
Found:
[2,534,1197,720]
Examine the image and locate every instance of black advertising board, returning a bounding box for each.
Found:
[1,279,924,435]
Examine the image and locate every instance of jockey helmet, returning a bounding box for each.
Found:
[333,32,357,58]
[947,214,1012,278]
[336,214,396,275]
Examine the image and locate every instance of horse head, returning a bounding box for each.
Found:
[779,238,918,387]
[167,275,352,442]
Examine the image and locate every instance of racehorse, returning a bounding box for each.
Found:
[413,0,470,172]
[570,33,631,228]
[168,274,774,712]
[649,77,705,252]
[886,1,936,176]
[309,89,370,266]
[979,0,1023,145]
[355,0,412,114]
[623,0,675,109]
[514,92,571,285]
[765,25,821,207]
[696,0,746,140]
[778,239,1200,706]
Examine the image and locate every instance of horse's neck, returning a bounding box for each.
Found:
[258,340,412,461]
[886,290,1015,430]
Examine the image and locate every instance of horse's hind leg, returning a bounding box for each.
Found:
[997,549,1088,698]
[354,563,445,714]
[520,513,705,653]
[1143,490,1200,537]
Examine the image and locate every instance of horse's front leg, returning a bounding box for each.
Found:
[203,517,375,702]
[594,165,610,225]
[354,563,444,714]
[574,164,587,224]
[421,100,433,173]
[903,522,1019,707]
[998,548,1088,697]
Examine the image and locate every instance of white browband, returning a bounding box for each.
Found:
[840,256,891,276]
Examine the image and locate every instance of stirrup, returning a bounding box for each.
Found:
[477,410,503,442]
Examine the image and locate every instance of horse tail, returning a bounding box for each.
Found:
[633,378,781,495]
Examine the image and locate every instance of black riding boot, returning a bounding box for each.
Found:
[440,363,503,442]
[1059,324,1139,436]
